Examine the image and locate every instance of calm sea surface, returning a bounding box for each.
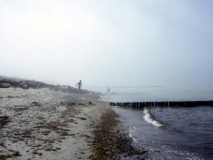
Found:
[86,86,213,160]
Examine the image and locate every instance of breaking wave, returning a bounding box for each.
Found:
[143,108,164,127]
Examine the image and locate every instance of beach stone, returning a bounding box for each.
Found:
[88,101,95,106]
[12,151,20,156]
[31,102,42,106]
[0,83,11,88]
[78,103,86,106]
[67,102,76,106]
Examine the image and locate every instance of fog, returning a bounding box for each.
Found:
[1,0,213,89]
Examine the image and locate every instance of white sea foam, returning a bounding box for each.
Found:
[143,108,164,127]
[129,126,138,143]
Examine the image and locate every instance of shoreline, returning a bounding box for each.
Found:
[0,78,147,159]
[90,107,147,160]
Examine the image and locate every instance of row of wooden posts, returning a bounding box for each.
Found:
[109,101,213,109]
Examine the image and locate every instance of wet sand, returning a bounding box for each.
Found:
[0,86,147,159]
[90,108,147,160]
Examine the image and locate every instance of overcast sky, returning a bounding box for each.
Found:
[0,0,213,88]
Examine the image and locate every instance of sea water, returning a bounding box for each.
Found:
[86,86,213,160]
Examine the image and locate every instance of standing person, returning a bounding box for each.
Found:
[76,80,82,91]
[107,87,110,93]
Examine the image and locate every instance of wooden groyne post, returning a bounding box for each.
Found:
[109,101,213,109]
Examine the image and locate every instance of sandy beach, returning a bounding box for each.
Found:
[0,78,146,160]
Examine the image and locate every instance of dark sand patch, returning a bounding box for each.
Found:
[91,108,147,160]
[0,116,9,129]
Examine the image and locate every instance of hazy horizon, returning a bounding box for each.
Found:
[1,0,213,89]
